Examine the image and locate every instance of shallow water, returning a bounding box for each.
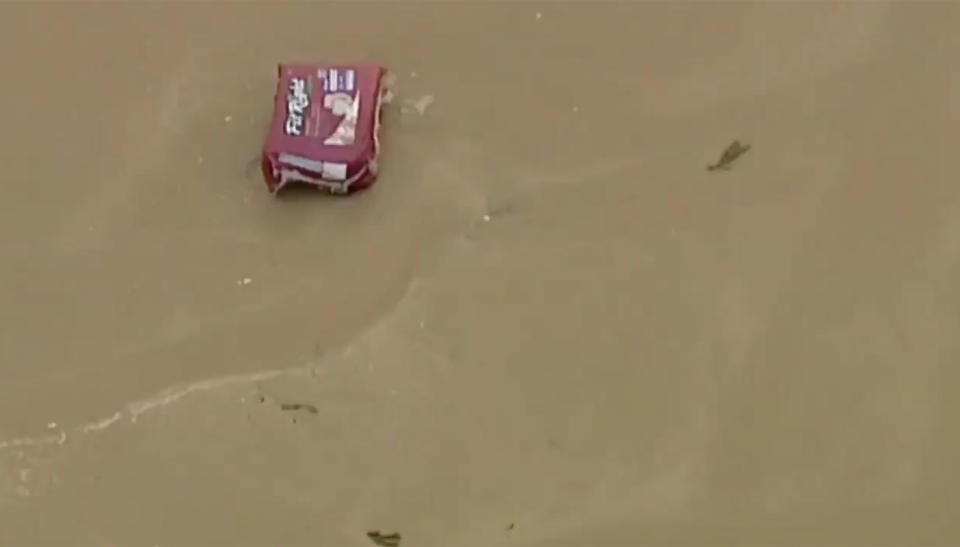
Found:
[1,2,959,544]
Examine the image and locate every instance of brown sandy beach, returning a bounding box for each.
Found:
[1,2,959,545]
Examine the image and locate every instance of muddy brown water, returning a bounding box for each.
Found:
[1,2,959,545]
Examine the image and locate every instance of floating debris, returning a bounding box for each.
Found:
[279,403,319,414]
[261,64,387,194]
[367,531,401,547]
[707,139,751,171]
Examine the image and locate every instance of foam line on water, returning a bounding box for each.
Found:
[0,364,315,452]
[1,255,422,467]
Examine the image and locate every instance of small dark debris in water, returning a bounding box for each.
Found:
[367,531,401,547]
[707,140,751,171]
[506,522,515,531]
[280,403,319,414]
[258,395,266,404]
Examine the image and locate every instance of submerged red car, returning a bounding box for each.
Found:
[262,63,388,194]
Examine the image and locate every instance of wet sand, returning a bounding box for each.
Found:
[2,2,959,545]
